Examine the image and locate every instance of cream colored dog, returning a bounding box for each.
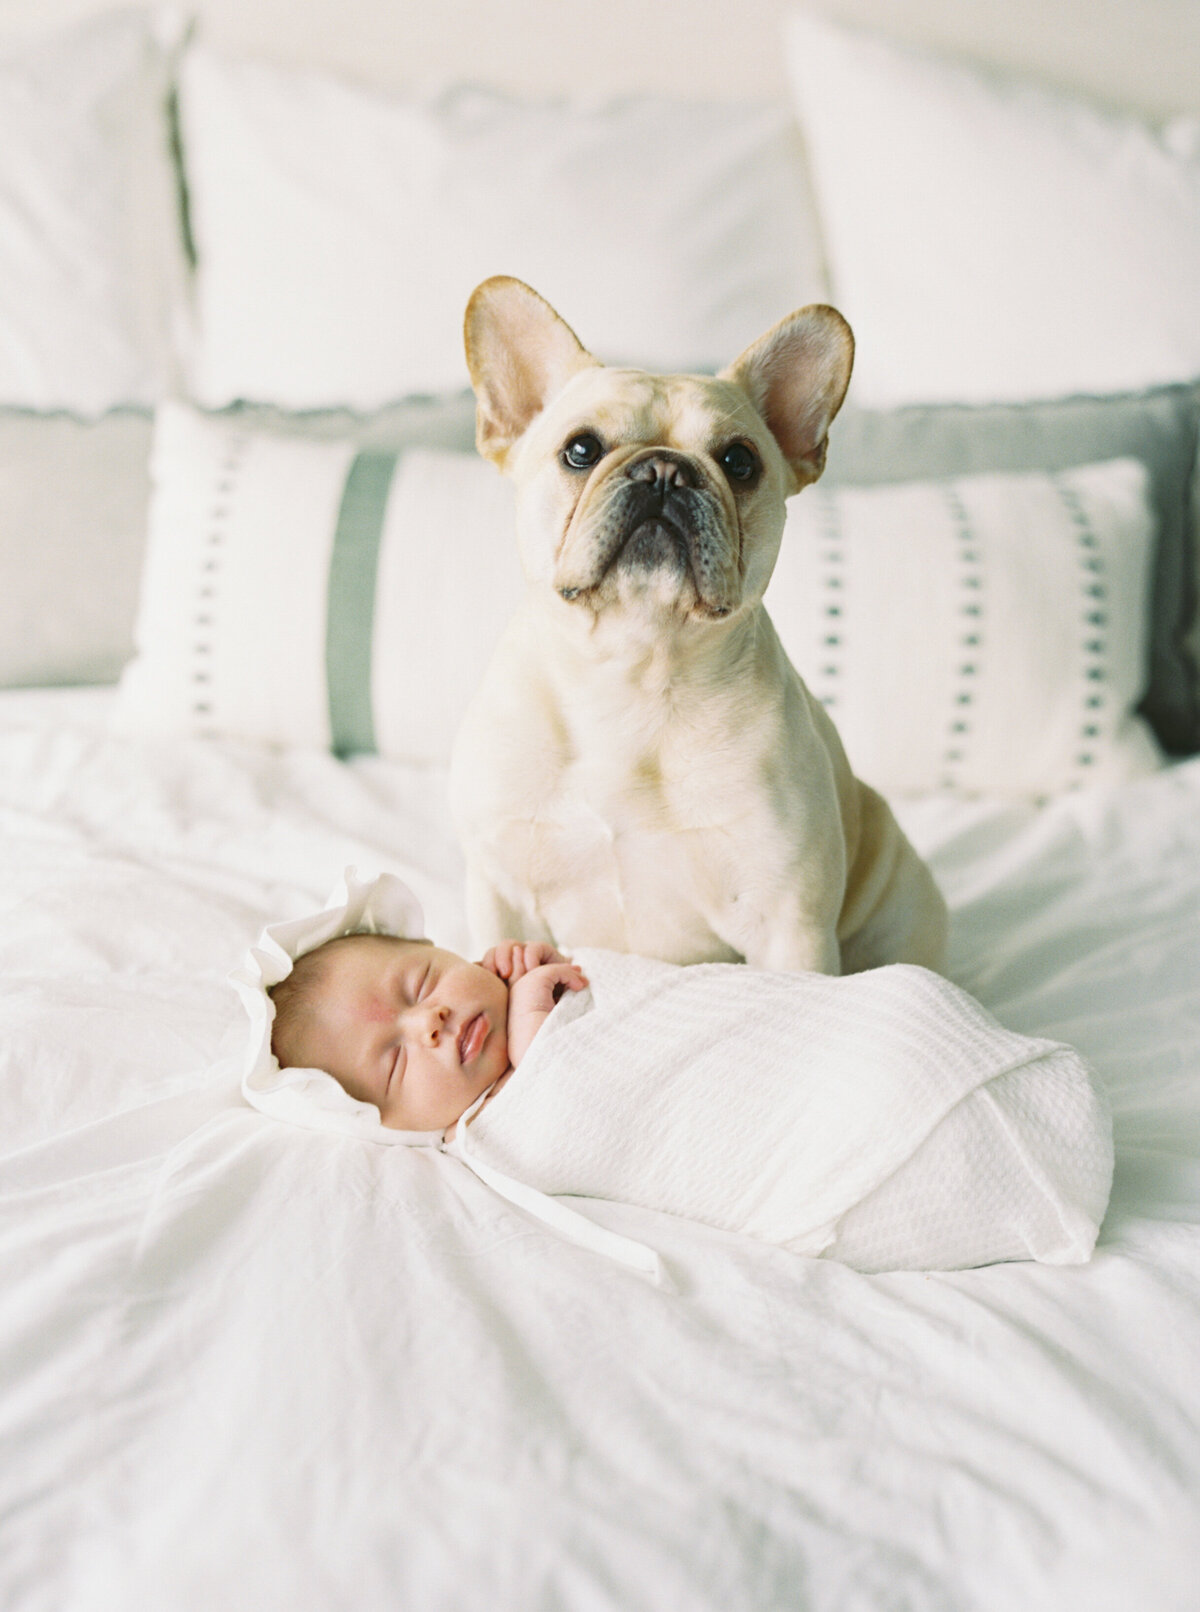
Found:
[449,277,947,975]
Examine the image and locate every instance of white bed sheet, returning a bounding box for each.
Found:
[1,687,1198,1612]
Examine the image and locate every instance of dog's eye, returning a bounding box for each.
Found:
[719,441,760,485]
[562,433,603,470]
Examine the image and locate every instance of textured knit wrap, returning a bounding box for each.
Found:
[457,949,1114,1271]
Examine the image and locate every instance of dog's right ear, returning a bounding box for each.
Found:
[722,305,854,490]
[464,277,600,468]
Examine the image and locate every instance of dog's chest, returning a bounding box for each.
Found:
[502,713,745,961]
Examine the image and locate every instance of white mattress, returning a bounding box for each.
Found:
[2,687,1198,1611]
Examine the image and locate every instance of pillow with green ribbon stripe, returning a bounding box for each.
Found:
[115,402,524,761]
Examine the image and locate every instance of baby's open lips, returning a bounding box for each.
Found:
[458,1012,488,1065]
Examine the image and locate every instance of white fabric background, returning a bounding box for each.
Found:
[0,9,186,412]
[786,12,1200,406]
[1,0,1197,119]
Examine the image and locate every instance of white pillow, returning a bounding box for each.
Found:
[784,12,1200,408]
[768,459,1163,796]
[0,411,152,687]
[118,407,1162,799]
[0,9,187,413]
[177,43,825,409]
[116,403,525,760]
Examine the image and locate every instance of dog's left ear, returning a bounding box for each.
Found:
[464,276,601,468]
[722,306,854,489]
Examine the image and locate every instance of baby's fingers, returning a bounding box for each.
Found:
[546,961,589,997]
[509,942,561,980]
[519,942,555,977]
[480,941,518,980]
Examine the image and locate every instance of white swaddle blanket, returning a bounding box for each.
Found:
[456,948,1114,1272]
[236,872,1113,1281]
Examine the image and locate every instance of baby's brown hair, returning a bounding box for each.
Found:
[269,932,430,1070]
[269,936,354,1070]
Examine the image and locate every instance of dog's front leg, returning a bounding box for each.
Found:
[463,853,554,954]
[748,924,841,977]
[711,889,842,976]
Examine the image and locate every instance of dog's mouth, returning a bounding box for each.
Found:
[621,514,689,571]
[557,470,740,619]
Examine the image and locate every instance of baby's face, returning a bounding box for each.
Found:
[276,934,510,1130]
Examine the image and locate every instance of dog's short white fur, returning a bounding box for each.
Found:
[450,277,947,975]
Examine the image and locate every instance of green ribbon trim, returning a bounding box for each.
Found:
[326,450,398,757]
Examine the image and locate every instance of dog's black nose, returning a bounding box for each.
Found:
[627,453,697,493]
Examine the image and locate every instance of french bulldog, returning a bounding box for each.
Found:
[449,276,947,975]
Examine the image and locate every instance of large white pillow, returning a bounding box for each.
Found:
[784,12,1200,408]
[177,43,825,408]
[0,9,187,414]
[117,406,1162,800]
[770,459,1162,797]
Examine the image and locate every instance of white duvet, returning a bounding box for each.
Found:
[2,688,1199,1612]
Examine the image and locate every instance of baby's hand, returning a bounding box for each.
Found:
[506,959,589,1068]
[481,940,571,984]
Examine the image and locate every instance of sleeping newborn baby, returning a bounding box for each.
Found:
[268,930,585,1138]
[236,871,1114,1280]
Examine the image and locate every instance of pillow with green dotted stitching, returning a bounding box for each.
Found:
[769,455,1163,797]
[824,386,1200,758]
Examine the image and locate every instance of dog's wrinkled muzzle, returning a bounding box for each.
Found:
[556,449,741,618]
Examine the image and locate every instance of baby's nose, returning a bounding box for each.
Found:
[418,1003,450,1046]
